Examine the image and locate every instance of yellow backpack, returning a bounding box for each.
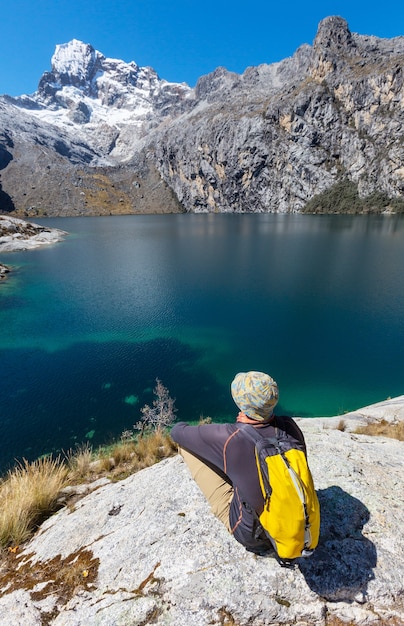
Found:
[239,419,320,567]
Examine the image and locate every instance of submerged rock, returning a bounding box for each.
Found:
[0,262,9,279]
[0,396,403,625]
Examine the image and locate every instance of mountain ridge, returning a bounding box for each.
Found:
[0,16,403,216]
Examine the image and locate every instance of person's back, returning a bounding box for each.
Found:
[171,371,307,554]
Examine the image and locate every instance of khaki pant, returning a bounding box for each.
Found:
[179,448,233,533]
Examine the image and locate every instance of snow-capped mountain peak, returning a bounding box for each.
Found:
[6,40,194,162]
[37,38,154,102]
[31,39,193,114]
[51,39,103,86]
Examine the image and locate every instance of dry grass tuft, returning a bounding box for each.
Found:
[0,457,69,547]
[66,442,93,481]
[218,607,240,625]
[354,420,404,441]
[108,431,178,481]
[198,415,212,425]
[0,430,178,550]
[65,430,178,483]
[109,440,137,465]
[336,419,346,432]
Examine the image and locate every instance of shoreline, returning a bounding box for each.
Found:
[1,394,402,476]
[0,216,68,284]
[295,394,404,433]
[0,214,68,255]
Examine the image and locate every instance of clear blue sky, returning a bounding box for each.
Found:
[1,0,403,96]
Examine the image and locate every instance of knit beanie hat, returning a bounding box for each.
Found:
[231,371,279,421]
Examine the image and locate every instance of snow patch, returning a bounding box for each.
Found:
[51,39,102,81]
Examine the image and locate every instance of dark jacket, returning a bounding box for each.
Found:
[171,416,306,553]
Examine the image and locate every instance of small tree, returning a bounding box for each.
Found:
[136,379,177,435]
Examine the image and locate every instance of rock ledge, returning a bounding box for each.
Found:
[0,396,403,625]
[0,215,67,253]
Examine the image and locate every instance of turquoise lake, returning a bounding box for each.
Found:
[0,213,403,471]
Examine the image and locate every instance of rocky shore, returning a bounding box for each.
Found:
[0,396,403,625]
[0,215,67,254]
[0,216,68,282]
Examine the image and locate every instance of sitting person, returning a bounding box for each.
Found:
[171,371,307,554]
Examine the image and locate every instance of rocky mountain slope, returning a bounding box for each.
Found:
[0,16,403,216]
[0,396,403,625]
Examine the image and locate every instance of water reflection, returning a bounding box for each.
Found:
[1,214,403,466]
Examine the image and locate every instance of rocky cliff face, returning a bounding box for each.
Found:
[0,396,403,625]
[151,16,404,213]
[0,16,403,216]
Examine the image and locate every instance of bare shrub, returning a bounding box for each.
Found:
[136,379,177,435]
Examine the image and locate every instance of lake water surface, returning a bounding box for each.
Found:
[1,213,403,470]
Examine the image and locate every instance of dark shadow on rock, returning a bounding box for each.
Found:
[0,182,15,212]
[54,139,72,159]
[299,486,376,602]
[0,145,13,169]
[0,140,14,211]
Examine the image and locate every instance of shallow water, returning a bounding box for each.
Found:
[0,213,403,470]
